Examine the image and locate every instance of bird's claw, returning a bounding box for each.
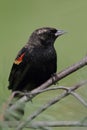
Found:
[23,90,33,102]
[51,73,58,85]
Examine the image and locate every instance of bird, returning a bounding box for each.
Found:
[5,27,65,121]
[8,27,65,94]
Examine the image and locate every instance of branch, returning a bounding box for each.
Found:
[24,120,87,128]
[1,120,87,128]
[16,81,87,130]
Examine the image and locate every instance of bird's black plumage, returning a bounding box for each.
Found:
[8,27,65,92]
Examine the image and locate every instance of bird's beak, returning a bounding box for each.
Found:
[55,30,67,37]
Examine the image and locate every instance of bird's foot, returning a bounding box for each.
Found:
[51,73,58,85]
[23,90,33,103]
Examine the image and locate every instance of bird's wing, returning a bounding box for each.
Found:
[8,46,30,90]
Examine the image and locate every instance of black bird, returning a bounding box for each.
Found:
[8,27,65,93]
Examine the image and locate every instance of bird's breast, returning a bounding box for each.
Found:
[29,46,57,73]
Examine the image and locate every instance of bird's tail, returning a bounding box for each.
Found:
[3,92,25,121]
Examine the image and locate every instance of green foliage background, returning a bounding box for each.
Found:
[0,0,87,130]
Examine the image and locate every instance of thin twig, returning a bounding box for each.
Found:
[70,91,87,107]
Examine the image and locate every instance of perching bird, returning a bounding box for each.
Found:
[8,27,65,94]
[5,27,65,121]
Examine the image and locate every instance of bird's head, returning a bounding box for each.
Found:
[29,27,65,46]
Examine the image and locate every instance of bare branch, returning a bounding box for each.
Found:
[2,120,87,128]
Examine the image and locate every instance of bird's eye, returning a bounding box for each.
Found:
[51,29,57,34]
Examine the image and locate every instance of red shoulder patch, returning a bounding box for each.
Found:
[14,52,25,65]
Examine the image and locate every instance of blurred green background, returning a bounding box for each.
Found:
[0,0,87,130]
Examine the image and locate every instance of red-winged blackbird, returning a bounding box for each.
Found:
[8,27,65,93]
